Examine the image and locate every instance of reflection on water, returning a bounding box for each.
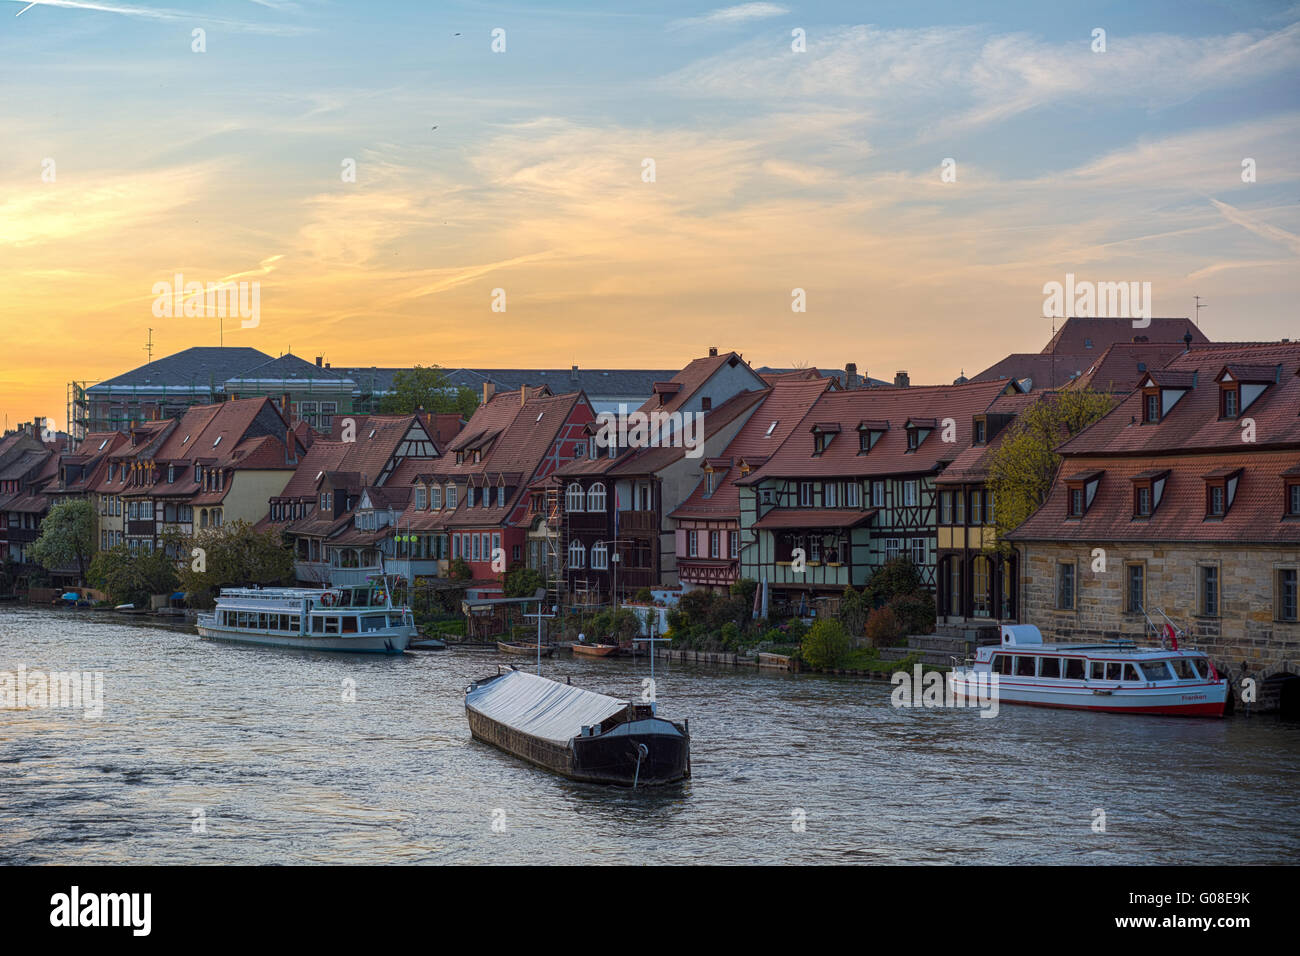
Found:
[1,606,1297,864]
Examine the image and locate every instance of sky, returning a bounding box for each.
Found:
[1,0,1298,430]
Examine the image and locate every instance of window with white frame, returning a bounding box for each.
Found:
[800,482,813,507]
[872,481,884,508]
[591,540,608,570]
[587,482,606,512]
[414,486,427,510]
[729,531,739,558]
[568,539,586,569]
[904,481,919,507]
[710,530,720,558]
[566,482,585,512]
[845,482,860,508]
[910,538,926,566]
[824,483,839,508]
[445,485,457,509]
[688,531,699,557]
[430,485,442,509]
[884,537,902,560]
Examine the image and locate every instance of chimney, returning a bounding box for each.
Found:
[325,362,331,369]
[286,425,297,465]
[708,347,718,357]
[129,421,137,446]
[845,362,860,389]
[521,385,528,407]
[570,364,579,383]
[894,370,910,388]
[1183,331,1194,352]
[281,393,291,419]
[315,356,323,368]
[482,382,495,405]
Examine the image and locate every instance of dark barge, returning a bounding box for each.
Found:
[464,669,690,787]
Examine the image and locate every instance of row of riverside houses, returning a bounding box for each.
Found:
[16,320,1300,707]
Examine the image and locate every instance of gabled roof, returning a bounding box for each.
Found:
[1067,342,1190,394]
[671,378,832,521]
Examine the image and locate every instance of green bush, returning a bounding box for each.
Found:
[800,619,851,670]
[863,557,925,608]
[888,591,935,636]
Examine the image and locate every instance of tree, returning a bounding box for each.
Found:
[378,365,478,418]
[30,499,97,583]
[503,563,543,598]
[986,387,1116,544]
[837,585,870,642]
[801,619,851,669]
[863,557,925,609]
[88,545,179,607]
[176,520,295,608]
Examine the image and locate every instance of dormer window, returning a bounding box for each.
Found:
[705,472,714,495]
[1138,370,1193,424]
[466,486,475,508]
[974,419,987,445]
[857,420,888,454]
[445,484,457,509]
[904,418,935,452]
[574,441,586,459]
[810,423,840,455]
[1287,479,1300,518]
[1216,366,1275,419]
[455,452,464,464]
[1222,385,1239,419]
[1203,468,1241,519]
[1065,470,1103,518]
[1131,469,1168,519]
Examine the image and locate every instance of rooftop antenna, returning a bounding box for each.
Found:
[1194,296,1206,329]
[144,327,154,363]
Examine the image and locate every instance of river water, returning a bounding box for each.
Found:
[1,606,1296,865]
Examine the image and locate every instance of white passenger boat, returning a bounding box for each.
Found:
[949,625,1228,717]
[196,575,414,654]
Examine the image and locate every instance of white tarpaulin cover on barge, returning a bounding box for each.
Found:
[466,670,627,745]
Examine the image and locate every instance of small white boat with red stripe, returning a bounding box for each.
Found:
[948,624,1228,717]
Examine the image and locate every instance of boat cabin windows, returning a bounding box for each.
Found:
[1171,658,1201,680]
[1038,657,1061,679]
[222,611,300,632]
[992,654,1013,675]
[1142,660,1175,682]
[311,616,342,635]
[1014,656,1037,677]
[1063,658,1085,679]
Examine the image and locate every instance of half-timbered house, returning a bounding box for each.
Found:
[734,379,1017,610]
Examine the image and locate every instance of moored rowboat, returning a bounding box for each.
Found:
[497,641,554,658]
[571,642,618,658]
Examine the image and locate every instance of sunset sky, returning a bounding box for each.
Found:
[2,0,1297,430]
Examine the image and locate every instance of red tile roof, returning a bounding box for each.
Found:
[1008,450,1300,544]
[1043,317,1209,354]
[671,378,831,520]
[1009,342,1300,546]
[1055,342,1300,456]
[737,379,1012,483]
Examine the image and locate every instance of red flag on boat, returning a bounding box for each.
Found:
[1165,622,1178,650]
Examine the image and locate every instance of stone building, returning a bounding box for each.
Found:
[1007,341,1300,711]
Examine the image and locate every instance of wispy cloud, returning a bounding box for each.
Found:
[1,0,313,35]
[670,3,788,31]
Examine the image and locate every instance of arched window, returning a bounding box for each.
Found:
[568,539,586,569]
[566,482,585,513]
[590,540,608,570]
[587,482,607,513]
